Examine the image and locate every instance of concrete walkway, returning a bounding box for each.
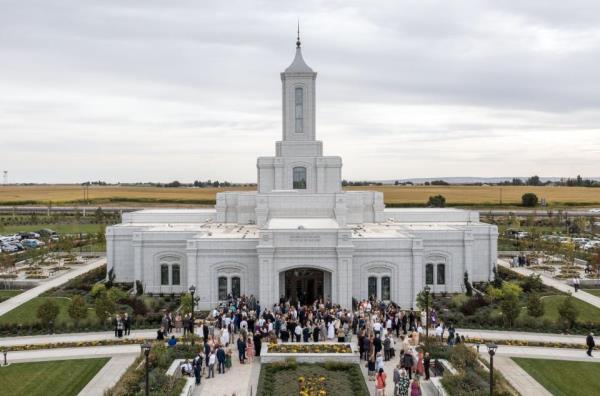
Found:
[482,355,552,396]
[0,257,106,317]
[5,344,140,363]
[193,351,258,396]
[78,354,137,396]
[498,259,600,308]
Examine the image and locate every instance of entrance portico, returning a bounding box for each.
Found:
[280,268,332,305]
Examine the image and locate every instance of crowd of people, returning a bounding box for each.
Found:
[154,293,448,395]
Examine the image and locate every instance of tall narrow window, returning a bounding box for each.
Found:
[171,264,180,286]
[231,276,241,299]
[381,276,391,300]
[218,277,228,300]
[437,264,446,285]
[293,167,306,189]
[425,264,434,285]
[295,87,303,133]
[160,264,169,285]
[368,276,377,299]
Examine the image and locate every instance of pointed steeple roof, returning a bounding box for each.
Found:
[284,23,314,73]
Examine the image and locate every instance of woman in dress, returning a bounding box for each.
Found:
[416,349,424,377]
[368,344,376,381]
[246,336,254,362]
[175,313,183,334]
[224,342,233,369]
[410,378,421,396]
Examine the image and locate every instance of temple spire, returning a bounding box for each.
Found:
[296,20,301,48]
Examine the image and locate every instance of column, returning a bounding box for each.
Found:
[186,243,197,289]
[411,239,424,308]
[464,231,474,290]
[132,232,143,293]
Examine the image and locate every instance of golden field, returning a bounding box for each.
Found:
[0,184,599,206]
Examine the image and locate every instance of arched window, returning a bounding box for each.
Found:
[425,264,434,285]
[171,264,180,286]
[381,276,391,300]
[368,276,377,299]
[293,167,307,190]
[437,264,446,285]
[160,264,169,285]
[231,276,241,299]
[218,277,228,300]
[295,87,303,133]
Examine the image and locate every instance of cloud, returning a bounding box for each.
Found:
[0,0,599,183]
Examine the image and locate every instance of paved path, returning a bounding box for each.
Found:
[486,345,600,362]
[193,351,257,396]
[498,259,600,309]
[0,257,106,317]
[78,354,137,396]
[0,329,155,346]
[5,344,140,363]
[482,355,552,396]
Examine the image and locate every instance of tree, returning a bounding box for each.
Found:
[427,195,446,208]
[526,293,545,318]
[557,294,579,329]
[464,271,473,297]
[526,175,542,186]
[68,295,88,325]
[181,292,193,315]
[0,253,16,274]
[94,207,105,223]
[521,193,539,207]
[500,294,521,327]
[492,266,503,288]
[95,292,116,324]
[37,299,60,326]
[416,289,433,311]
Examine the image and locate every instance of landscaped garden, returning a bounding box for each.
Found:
[105,342,197,396]
[433,266,600,335]
[0,264,179,335]
[256,360,368,396]
[513,357,600,396]
[0,357,109,396]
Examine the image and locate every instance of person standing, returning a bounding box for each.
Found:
[375,368,387,396]
[216,345,226,374]
[423,352,431,380]
[116,316,124,338]
[193,353,202,385]
[402,349,414,380]
[587,332,595,357]
[410,378,421,396]
[157,326,165,341]
[124,313,131,336]
[254,330,262,357]
[207,350,216,379]
[397,370,410,396]
[237,336,246,364]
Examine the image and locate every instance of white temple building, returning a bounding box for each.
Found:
[106,35,498,311]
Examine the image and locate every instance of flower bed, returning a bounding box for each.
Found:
[268,343,352,354]
[464,337,585,349]
[298,375,327,396]
[3,337,151,352]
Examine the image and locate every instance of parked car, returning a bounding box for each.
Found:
[19,232,41,239]
[21,239,45,248]
[38,228,57,237]
[0,244,18,253]
[589,208,600,213]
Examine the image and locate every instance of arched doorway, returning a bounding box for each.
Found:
[283,268,325,305]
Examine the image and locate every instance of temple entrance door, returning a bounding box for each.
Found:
[284,268,324,305]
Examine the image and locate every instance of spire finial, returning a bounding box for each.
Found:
[296,20,301,48]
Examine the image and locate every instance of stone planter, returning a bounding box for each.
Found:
[260,342,360,364]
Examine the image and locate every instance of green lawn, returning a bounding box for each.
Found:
[0,296,95,326]
[513,357,600,396]
[583,289,600,297]
[540,295,600,323]
[0,223,104,235]
[0,358,109,396]
[0,289,23,303]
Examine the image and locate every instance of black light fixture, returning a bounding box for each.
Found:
[141,343,151,396]
[423,285,431,348]
[2,349,7,366]
[189,285,197,346]
[487,343,498,396]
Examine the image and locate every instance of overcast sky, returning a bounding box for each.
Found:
[1,0,599,183]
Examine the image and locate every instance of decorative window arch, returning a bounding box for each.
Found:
[155,253,186,289]
[368,276,377,299]
[293,167,307,190]
[231,276,241,298]
[425,264,434,285]
[295,87,303,133]
[171,264,180,286]
[218,277,228,300]
[160,264,169,285]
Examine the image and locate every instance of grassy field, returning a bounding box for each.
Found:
[1,184,600,206]
[537,295,600,323]
[583,289,600,297]
[0,296,96,326]
[512,357,600,396]
[0,358,109,396]
[0,289,23,303]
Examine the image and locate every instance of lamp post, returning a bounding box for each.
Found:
[487,343,498,396]
[141,343,151,396]
[189,285,196,346]
[2,349,7,366]
[424,285,431,348]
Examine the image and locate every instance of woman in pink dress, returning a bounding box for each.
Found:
[410,378,422,396]
[416,350,424,377]
[246,336,254,362]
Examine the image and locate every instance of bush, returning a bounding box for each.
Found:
[68,295,88,323]
[557,294,579,329]
[37,299,60,326]
[95,292,116,324]
[107,287,128,303]
[526,292,545,318]
[460,294,488,316]
[91,283,107,298]
[427,194,446,207]
[451,294,468,308]
[449,344,478,371]
[500,294,521,327]
[520,274,544,293]
[522,193,539,207]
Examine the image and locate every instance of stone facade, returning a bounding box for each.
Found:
[106,39,498,311]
